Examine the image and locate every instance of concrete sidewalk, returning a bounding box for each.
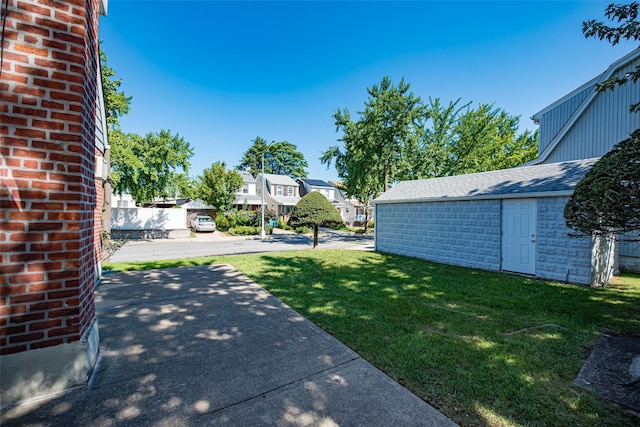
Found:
[1,265,456,426]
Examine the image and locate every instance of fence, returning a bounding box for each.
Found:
[111,207,190,239]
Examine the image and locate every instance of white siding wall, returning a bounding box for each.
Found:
[538,83,593,154]
[542,61,640,163]
[375,200,501,271]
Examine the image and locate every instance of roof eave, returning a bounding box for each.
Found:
[374,190,576,205]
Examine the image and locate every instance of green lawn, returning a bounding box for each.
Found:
[104,251,640,426]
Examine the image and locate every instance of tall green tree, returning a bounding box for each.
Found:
[564,129,640,238]
[100,49,131,130]
[444,103,538,176]
[410,97,470,179]
[289,192,343,248]
[111,129,194,204]
[198,161,243,212]
[321,115,378,232]
[321,75,423,227]
[583,2,640,112]
[323,89,537,208]
[236,137,308,178]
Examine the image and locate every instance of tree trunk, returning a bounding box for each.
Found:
[313,224,318,248]
[363,203,370,233]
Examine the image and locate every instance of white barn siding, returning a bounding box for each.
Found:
[542,63,640,163]
[538,83,593,154]
[620,236,640,272]
[375,200,501,271]
[536,197,592,284]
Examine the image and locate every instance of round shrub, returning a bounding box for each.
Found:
[215,214,230,231]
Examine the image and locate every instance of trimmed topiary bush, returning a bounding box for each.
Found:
[289,192,343,248]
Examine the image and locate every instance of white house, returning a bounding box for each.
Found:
[234,170,262,211]
[297,178,353,224]
[374,49,640,284]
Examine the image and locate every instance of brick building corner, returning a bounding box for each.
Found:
[1,0,109,406]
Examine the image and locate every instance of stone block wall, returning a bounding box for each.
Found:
[536,197,594,285]
[375,200,502,271]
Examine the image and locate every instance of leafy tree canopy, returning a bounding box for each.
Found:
[322,78,538,205]
[564,129,640,239]
[236,136,308,178]
[198,161,244,212]
[111,129,194,204]
[583,2,640,112]
[289,192,343,248]
[100,48,131,130]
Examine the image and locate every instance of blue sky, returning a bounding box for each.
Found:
[100,1,638,182]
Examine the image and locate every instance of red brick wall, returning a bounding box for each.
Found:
[1,0,102,355]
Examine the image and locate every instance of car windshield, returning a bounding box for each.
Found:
[198,217,213,222]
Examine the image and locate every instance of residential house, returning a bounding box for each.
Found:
[297,178,352,224]
[328,181,375,226]
[374,49,640,285]
[256,173,301,217]
[234,170,262,211]
[1,0,108,405]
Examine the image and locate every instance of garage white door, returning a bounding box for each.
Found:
[502,199,536,275]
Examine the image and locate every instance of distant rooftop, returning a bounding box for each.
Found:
[300,178,333,188]
[239,170,256,183]
[260,173,298,186]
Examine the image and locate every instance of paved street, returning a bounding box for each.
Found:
[108,228,374,263]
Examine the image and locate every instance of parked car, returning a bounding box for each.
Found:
[190,215,216,232]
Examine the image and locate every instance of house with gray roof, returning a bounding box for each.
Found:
[297,178,353,224]
[234,170,262,210]
[375,49,640,285]
[256,173,301,216]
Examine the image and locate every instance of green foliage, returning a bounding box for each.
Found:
[100,48,131,130]
[444,103,538,176]
[295,226,311,234]
[290,192,343,228]
[110,129,193,204]
[171,173,198,200]
[322,78,538,213]
[198,161,243,211]
[214,214,230,231]
[277,217,289,229]
[226,209,256,228]
[236,136,308,178]
[583,2,640,112]
[564,129,640,238]
[290,192,343,248]
[228,225,267,236]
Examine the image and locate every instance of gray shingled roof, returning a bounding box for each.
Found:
[239,170,256,183]
[262,173,298,186]
[374,158,598,204]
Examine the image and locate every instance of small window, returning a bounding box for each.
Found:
[242,184,249,194]
[287,186,293,196]
[276,186,283,196]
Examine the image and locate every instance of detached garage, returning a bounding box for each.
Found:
[374,158,614,286]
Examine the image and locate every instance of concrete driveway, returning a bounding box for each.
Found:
[2,265,456,426]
